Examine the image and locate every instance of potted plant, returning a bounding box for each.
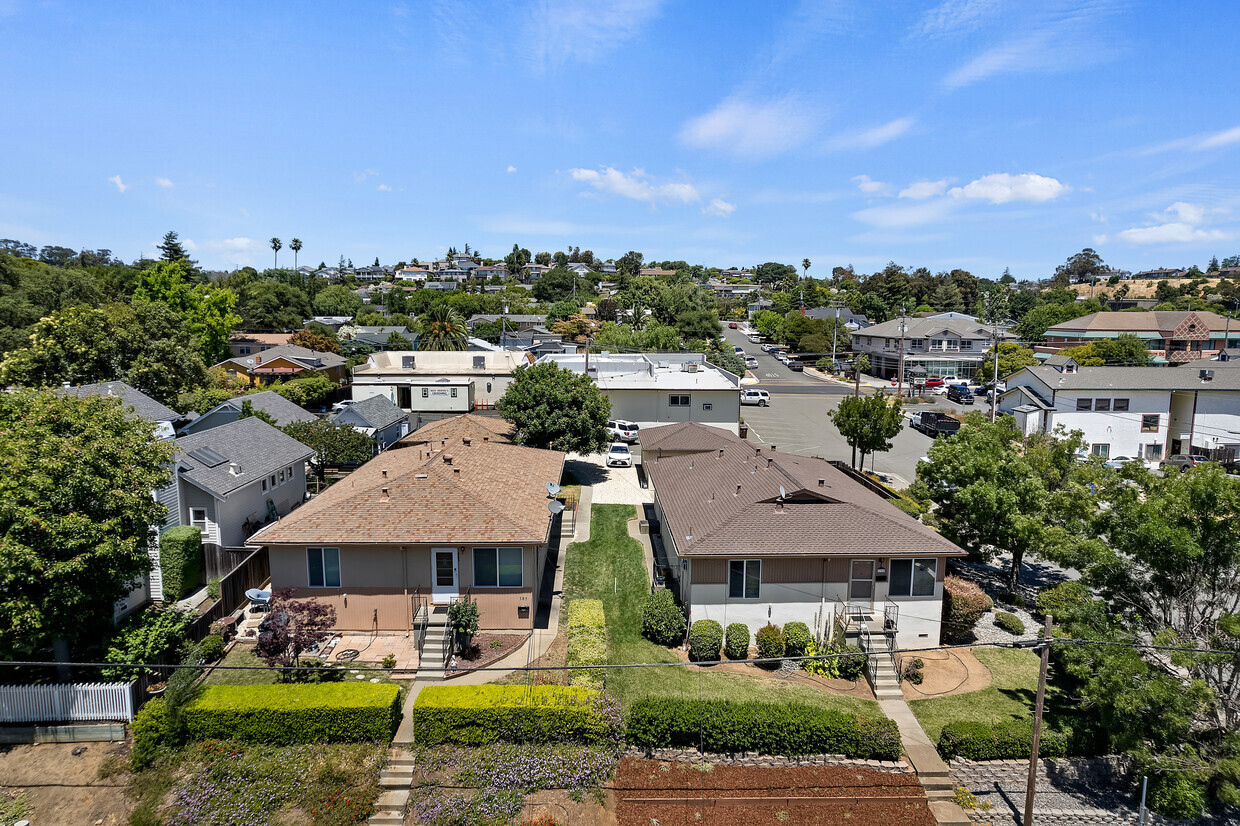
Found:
[448,595,480,653]
[739,417,748,439]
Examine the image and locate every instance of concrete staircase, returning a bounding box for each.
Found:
[870,643,904,702]
[418,607,451,682]
[367,747,415,825]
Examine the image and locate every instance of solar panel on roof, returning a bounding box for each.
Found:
[187,446,228,468]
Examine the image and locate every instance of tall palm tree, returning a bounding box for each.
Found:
[270,237,282,269]
[802,258,811,277]
[417,304,468,351]
[290,238,302,270]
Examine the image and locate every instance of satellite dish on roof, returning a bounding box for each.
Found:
[779,485,786,499]
[547,500,565,515]
[546,481,561,496]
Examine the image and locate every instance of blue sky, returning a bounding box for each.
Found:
[2,0,1239,280]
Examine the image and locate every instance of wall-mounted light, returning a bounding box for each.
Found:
[876,558,887,576]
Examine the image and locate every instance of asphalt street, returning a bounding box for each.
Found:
[722,326,983,488]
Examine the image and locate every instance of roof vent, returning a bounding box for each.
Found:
[415,473,428,479]
[443,454,453,465]
[453,467,460,475]
[463,437,472,446]
[1201,369,1215,381]
[718,448,724,457]
[754,447,761,457]
[818,478,826,488]
[483,436,489,441]
[381,486,389,496]
[771,445,777,451]
[229,462,242,476]
[766,457,773,467]
[735,484,742,496]
[381,469,388,478]
[775,500,784,512]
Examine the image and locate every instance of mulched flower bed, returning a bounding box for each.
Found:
[448,632,526,674]
[614,758,935,826]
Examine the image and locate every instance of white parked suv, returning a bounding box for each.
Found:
[740,389,771,407]
[606,442,633,468]
[606,419,640,442]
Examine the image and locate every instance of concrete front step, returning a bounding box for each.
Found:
[376,789,409,812]
[927,799,972,826]
[367,813,405,826]
[379,772,414,789]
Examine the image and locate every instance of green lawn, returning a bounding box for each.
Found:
[562,503,879,716]
[909,646,1067,743]
[205,644,409,690]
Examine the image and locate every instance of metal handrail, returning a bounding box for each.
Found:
[860,625,877,687]
[440,616,453,667]
[412,589,428,651]
[884,602,899,631]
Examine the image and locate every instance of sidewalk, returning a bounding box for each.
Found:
[879,696,971,825]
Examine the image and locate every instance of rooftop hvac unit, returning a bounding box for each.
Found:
[1200,369,1215,381]
[401,355,415,370]
[684,363,699,373]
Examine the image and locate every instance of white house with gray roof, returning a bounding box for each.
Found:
[999,360,1240,463]
[62,381,182,440]
[177,390,317,435]
[332,395,409,453]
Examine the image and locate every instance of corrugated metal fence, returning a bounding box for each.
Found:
[0,681,135,723]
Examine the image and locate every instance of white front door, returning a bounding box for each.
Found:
[431,547,459,602]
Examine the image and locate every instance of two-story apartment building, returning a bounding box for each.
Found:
[351,350,534,415]
[534,352,742,434]
[998,360,1240,462]
[1041,311,1238,363]
[852,314,1009,380]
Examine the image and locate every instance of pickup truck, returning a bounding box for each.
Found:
[910,411,961,438]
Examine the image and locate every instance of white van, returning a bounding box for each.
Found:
[740,389,771,407]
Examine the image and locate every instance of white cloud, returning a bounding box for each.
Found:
[948,172,1069,204]
[200,237,264,268]
[377,184,393,191]
[915,0,1004,37]
[1118,223,1231,245]
[702,198,736,217]
[1137,124,1240,156]
[523,0,663,70]
[1116,201,1232,245]
[899,179,951,200]
[679,95,818,160]
[569,166,699,204]
[506,165,517,173]
[852,199,957,229]
[353,169,378,183]
[155,177,173,188]
[108,175,127,193]
[852,174,890,195]
[1196,125,1240,150]
[826,117,915,151]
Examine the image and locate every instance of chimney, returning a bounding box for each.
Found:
[443,454,453,465]
[229,462,241,476]
[818,478,826,488]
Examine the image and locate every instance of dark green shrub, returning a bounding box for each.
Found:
[784,622,812,657]
[130,698,170,770]
[159,526,203,602]
[206,577,221,602]
[724,623,750,659]
[938,719,1068,760]
[902,657,925,685]
[640,590,686,646]
[183,683,400,743]
[103,605,193,680]
[1148,770,1206,819]
[994,611,1026,635]
[412,685,616,745]
[836,644,866,681]
[892,498,924,518]
[449,595,480,649]
[198,634,224,662]
[1034,581,1092,622]
[626,696,901,760]
[687,619,723,662]
[755,623,785,665]
[942,576,993,642]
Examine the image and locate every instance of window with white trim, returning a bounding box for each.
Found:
[669,394,690,407]
[307,547,341,588]
[473,547,522,587]
[1092,443,1110,458]
[190,508,208,533]
[728,559,761,599]
[887,558,936,597]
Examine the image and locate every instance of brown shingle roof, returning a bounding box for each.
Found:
[402,414,516,444]
[642,423,965,559]
[249,417,563,546]
[1045,310,1229,334]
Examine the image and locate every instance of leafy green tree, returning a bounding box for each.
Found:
[911,418,1100,590]
[238,280,312,331]
[102,606,193,680]
[237,399,278,426]
[289,327,341,354]
[550,313,600,344]
[751,310,782,339]
[1059,333,1152,366]
[674,309,720,342]
[417,304,468,351]
[616,250,644,279]
[283,418,373,484]
[706,349,745,376]
[312,284,363,317]
[977,342,1040,383]
[1015,298,1102,341]
[503,244,529,281]
[0,302,206,403]
[828,392,904,470]
[799,333,831,353]
[640,322,681,351]
[133,260,241,362]
[546,299,581,324]
[272,373,337,407]
[0,390,175,662]
[532,266,583,303]
[497,362,611,453]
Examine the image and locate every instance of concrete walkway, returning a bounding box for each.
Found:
[879,697,971,825]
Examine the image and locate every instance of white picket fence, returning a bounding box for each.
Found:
[0,682,135,723]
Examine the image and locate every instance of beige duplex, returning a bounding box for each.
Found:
[247,415,565,632]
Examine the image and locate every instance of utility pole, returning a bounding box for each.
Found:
[984,291,1000,423]
[1024,614,1053,826]
[896,303,908,398]
[831,306,840,370]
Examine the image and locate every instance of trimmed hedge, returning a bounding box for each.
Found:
[159,525,203,602]
[784,622,812,657]
[567,599,607,690]
[131,697,169,770]
[836,644,866,681]
[627,696,901,760]
[755,623,785,663]
[182,683,400,744]
[994,611,1026,635]
[687,620,723,662]
[938,719,1068,760]
[942,576,993,642]
[1034,581,1092,622]
[724,623,750,660]
[412,685,612,745]
[640,589,686,646]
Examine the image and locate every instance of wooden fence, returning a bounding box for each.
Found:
[0,681,135,723]
[187,546,270,643]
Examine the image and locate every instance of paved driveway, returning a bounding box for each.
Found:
[564,451,653,506]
